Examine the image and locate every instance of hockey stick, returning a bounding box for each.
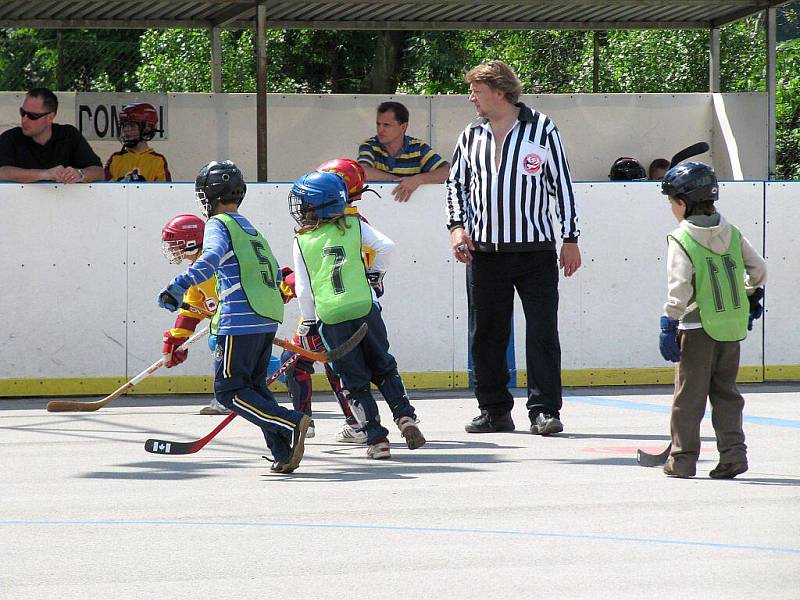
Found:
[636,442,672,467]
[143,352,301,455]
[180,302,367,363]
[46,326,210,413]
[669,142,709,168]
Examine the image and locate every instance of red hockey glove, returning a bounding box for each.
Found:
[162,331,189,368]
[295,320,325,352]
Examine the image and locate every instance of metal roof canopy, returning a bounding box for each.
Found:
[2,1,789,179]
[0,1,788,30]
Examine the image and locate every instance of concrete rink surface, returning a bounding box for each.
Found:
[1,384,798,600]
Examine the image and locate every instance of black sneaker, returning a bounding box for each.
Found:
[529,413,564,436]
[709,461,748,479]
[465,410,514,433]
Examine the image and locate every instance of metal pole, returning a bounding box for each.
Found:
[592,31,600,93]
[211,26,222,93]
[256,3,268,181]
[766,8,776,180]
[56,30,65,91]
[709,28,720,93]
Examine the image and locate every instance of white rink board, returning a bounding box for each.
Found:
[764,183,800,367]
[522,181,765,372]
[0,181,773,383]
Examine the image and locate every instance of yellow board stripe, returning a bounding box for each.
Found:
[0,365,791,398]
[233,395,296,428]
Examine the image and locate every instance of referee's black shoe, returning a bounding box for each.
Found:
[465,410,514,433]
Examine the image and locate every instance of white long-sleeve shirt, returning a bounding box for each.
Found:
[292,219,395,322]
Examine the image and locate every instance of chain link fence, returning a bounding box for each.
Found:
[0,29,144,92]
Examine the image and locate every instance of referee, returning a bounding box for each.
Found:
[446,60,581,436]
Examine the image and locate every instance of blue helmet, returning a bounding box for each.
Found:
[288,171,348,224]
[661,161,718,205]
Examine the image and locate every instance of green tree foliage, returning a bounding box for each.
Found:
[0,28,141,91]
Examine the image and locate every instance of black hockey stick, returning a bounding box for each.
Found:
[637,442,672,467]
[143,323,367,455]
[144,352,300,455]
[669,142,709,168]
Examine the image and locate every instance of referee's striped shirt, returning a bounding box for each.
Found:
[446,103,579,248]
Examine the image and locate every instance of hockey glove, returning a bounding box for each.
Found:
[366,270,385,298]
[207,333,218,352]
[158,279,188,312]
[296,320,325,352]
[162,331,189,368]
[659,316,681,363]
[747,287,765,331]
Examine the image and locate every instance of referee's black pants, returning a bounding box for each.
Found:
[467,249,563,420]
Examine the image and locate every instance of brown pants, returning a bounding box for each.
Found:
[670,328,747,467]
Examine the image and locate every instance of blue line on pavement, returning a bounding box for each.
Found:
[0,519,798,555]
[569,396,800,429]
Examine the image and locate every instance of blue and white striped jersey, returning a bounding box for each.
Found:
[173,212,280,336]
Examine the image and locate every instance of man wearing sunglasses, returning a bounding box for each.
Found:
[0,88,103,184]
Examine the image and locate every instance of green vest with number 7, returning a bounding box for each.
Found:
[297,216,373,324]
[212,213,284,326]
[668,226,749,342]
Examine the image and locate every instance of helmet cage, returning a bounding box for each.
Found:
[119,119,156,147]
[195,189,215,219]
[161,238,200,264]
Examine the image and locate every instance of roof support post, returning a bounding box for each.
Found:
[766,7,776,180]
[211,26,223,93]
[592,31,600,93]
[709,27,720,93]
[256,2,268,181]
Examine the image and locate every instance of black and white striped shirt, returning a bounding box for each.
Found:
[446,103,579,248]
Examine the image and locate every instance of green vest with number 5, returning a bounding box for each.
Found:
[668,226,748,342]
[297,216,373,324]
[213,213,284,324]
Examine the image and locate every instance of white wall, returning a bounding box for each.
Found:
[1,180,791,393]
[0,92,766,182]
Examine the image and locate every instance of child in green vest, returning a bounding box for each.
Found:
[659,162,766,479]
[158,160,310,474]
[288,170,425,459]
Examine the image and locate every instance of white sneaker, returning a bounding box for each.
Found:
[200,399,231,415]
[366,440,391,459]
[306,419,315,439]
[335,422,367,444]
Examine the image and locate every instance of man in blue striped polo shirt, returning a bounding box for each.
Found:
[358,101,449,202]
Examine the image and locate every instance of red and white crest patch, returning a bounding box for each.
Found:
[522,153,542,175]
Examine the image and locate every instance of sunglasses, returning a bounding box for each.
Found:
[20,108,53,120]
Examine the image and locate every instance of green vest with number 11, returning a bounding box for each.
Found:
[297,216,373,324]
[668,226,748,342]
[213,213,284,324]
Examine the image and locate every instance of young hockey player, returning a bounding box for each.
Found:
[277,158,375,444]
[160,213,229,415]
[104,102,171,182]
[659,162,766,479]
[158,160,310,473]
[288,170,424,459]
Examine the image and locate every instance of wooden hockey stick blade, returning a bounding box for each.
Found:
[144,353,300,455]
[669,142,709,168]
[637,443,672,467]
[272,322,368,363]
[46,326,209,413]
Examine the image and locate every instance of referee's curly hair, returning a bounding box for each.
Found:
[465,60,523,104]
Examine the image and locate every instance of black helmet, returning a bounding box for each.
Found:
[660,161,718,205]
[609,157,647,181]
[195,160,247,219]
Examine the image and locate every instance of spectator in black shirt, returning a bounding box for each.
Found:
[0,88,103,184]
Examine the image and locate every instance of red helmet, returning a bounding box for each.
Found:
[316,158,368,202]
[161,214,204,264]
[119,102,160,146]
